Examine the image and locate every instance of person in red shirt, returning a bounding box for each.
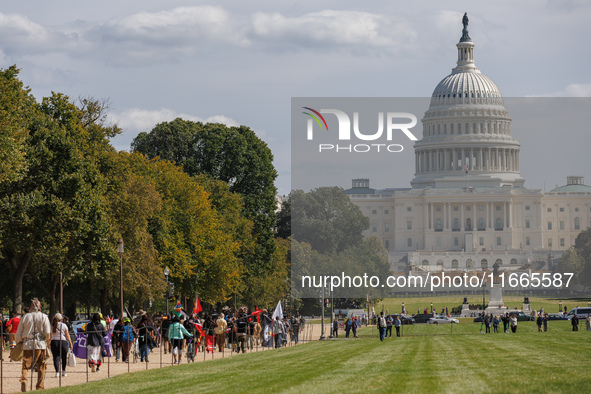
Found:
[7,312,21,361]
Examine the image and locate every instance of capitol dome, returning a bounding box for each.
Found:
[411,15,524,189]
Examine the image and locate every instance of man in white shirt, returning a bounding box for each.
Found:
[15,298,51,392]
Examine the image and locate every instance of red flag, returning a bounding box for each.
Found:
[251,307,263,322]
[193,296,202,315]
[192,321,204,336]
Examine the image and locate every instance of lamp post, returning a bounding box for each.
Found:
[320,287,325,340]
[117,238,124,319]
[329,287,334,339]
[164,267,170,315]
[482,278,487,313]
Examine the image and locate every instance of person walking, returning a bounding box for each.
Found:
[571,314,579,331]
[50,313,73,377]
[586,313,591,331]
[386,315,393,338]
[536,314,543,332]
[344,318,351,338]
[510,315,518,333]
[161,315,172,355]
[377,312,387,341]
[169,316,192,363]
[7,312,22,362]
[394,315,401,337]
[112,317,123,362]
[85,313,106,372]
[291,317,300,344]
[15,298,51,392]
[137,315,154,363]
[120,317,137,363]
[351,317,358,338]
[332,318,339,338]
[215,313,227,352]
[543,313,549,332]
[272,317,285,348]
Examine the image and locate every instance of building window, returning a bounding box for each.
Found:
[525,219,530,229]
[372,210,377,215]
[575,217,580,230]
[466,206,471,211]
[453,218,459,229]
[479,237,484,246]
[496,218,502,229]
[385,240,390,250]
[437,259,444,266]
[407,238,412,247]
[548,238,553,248]
[526,237,530,246]
[496,205,501,211]
[575,207,579,212]
[478,218,485,230]
[510,258,517,265]
[478,205,484,211]
[454,206,459,211]
[451,259,458,269]
[407,207,412,212]
[372,224,377,232]
[407,221,412,230]
[548,221,552,230]
[497,237,501,246]
[495,258,503,266]
[560,207,564,212]
[547,208,552,212]
[436,237,441,247]
[385,209,389,214]
[560,238,565,247]
[422,259,429,266]
[454,237,459,246]
[436,206,441,212]
[385,223,390,232]
[525,205,530,210]
[481,259,488,269]
[560,221,564,231]
[435,219,442,230]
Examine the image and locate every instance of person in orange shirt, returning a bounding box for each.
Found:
[7,312,21,361]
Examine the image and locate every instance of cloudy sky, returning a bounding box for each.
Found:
[2,1,590,195]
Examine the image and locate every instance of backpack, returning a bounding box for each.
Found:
[122,325,134,342]
[378,317,386,328]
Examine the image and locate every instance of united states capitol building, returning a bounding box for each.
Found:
[345,17,591,276]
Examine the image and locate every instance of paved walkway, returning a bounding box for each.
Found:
[0,324,329,393]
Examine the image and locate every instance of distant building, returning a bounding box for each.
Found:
[345,20,591,275]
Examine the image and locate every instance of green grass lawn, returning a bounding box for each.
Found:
[47,320,590,393]
[375,296,591,316]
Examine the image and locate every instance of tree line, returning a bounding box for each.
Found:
[0,66,288,318]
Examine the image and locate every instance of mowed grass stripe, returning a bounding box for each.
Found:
[47,323,591,393]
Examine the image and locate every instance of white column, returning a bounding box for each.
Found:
[470,148,474,170]
[479,148,483,171]
[461,203,464,231]
[430,203,434,230]
[509,201,513,229]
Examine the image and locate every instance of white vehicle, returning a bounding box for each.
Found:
[565,307,591,320]
[428,316,459,324]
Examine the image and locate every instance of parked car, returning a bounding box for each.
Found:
[428,316,459,324]
[412,314,434,324]
[546,313,567,321]
[508,311,534,321]
[565,307,591,320]
[391,314,415,325]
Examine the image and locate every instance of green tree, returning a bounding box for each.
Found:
[557,247,583,285]
[0,66,33,184]
[0,92,116,314]
[291,187,369,254]
[132,119,278,287]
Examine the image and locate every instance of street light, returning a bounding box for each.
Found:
[320,287,326,340]
[482,278,487,313]
[164,267,170,315]
[329,288,334,339]
[117,238,124,319]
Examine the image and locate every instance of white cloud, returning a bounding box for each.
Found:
[109,108,239,134]
[527,83,591,97]
[252,10,416,53]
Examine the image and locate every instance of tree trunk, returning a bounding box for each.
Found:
[10,251,32,314]
[100,288,109,317]
[48,274,59,318]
